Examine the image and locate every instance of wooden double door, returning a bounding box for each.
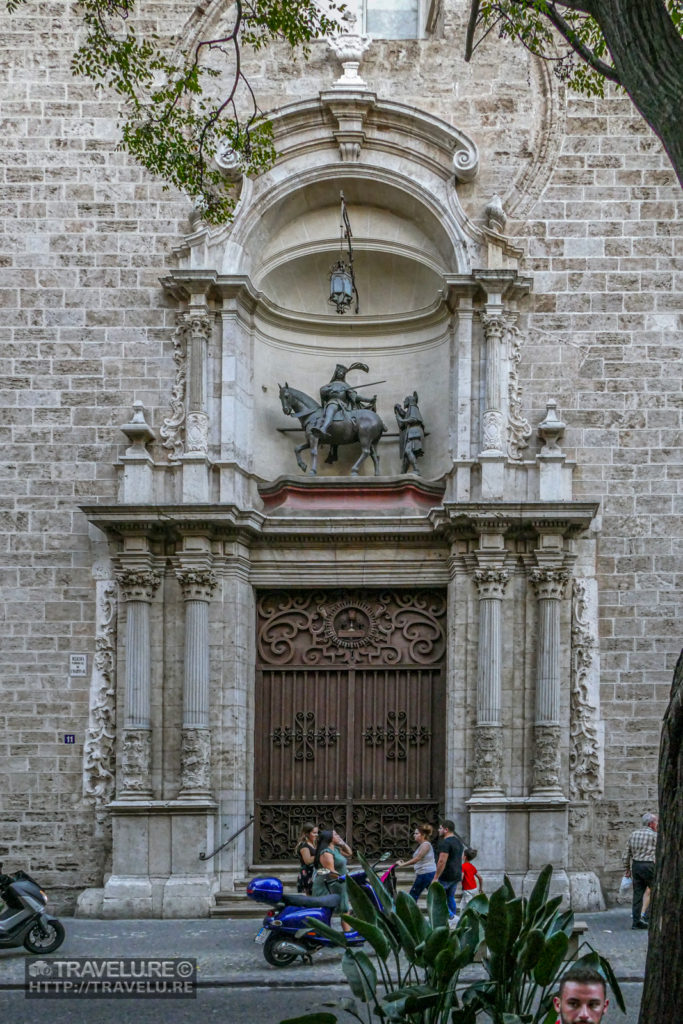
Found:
[254,589,446,861]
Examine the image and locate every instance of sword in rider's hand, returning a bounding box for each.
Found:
[351,380,386,389]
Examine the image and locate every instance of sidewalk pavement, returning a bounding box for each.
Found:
[0,907,648,988]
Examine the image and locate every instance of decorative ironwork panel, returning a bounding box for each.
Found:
[257,803,347,862]
[257,590,446,666]
[363,711,432,760]
[352,803,441,861]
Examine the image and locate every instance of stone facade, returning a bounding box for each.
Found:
[0,1,679,914]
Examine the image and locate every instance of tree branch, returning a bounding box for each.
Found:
[543,2,621,83]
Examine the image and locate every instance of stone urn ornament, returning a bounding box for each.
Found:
[328,10,372,89]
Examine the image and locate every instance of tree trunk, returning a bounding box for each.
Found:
[592,0,683,185]
[638,649,683,1023]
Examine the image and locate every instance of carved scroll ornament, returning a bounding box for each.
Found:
[83,581,117,821]
[570,580,602,800]
[257,590,446,667]
[506,318,532,460]
[160,316,188,461]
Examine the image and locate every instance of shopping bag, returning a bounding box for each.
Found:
[616,875,632,903]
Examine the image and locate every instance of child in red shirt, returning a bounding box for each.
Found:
[460,847,482,910]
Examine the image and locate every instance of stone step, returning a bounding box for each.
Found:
[211,863,414,917]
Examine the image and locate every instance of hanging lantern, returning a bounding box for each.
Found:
[329,259,354,314]
[327,192,359,315]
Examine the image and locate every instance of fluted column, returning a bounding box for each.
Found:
[116,567,161,798]
[529,567,569,795]
[176,568,217,797]
[472,567,509,794]
[180,308,212,502]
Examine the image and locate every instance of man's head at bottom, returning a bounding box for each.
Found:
[553,966,609,1023]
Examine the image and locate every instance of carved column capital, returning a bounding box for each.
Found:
[473,724,504,792]
[181,310,212,344]
[529,567,569,600]
[480,311,506,341]
[116,568,162,603]
[176,568,218,602]
[473,568,509,599]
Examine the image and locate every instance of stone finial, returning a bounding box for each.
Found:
[485,194,507,233]
[120,401,155,456]
[537,399,566,452]
[328,10,372,90]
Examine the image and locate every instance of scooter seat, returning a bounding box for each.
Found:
[280,893,340,909]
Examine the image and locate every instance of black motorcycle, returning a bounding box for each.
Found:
[0,865,65,954]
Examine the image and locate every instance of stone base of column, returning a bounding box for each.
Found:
[98,799,218,918]
[568,871,605,912]
[181,453,211,503]
[478,451,506,500]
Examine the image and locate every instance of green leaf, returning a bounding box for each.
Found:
[485,887,510,955]
[532,930,569,987]
[427,879,449,929]
[355,852,394,916]
[341,913,391,960]
[395,889,430,942]
[303,915,347,947]
[526,864,553,923]
[341,949,377,1002]
[518,927,546,970]
[423,925,450,965]
[280,1016,337,1024]
[347,874,383,925]
[387,909,419,961]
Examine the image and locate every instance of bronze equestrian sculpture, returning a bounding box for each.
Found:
[278,368,386,476]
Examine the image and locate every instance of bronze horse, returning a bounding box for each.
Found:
[278,384,386,476]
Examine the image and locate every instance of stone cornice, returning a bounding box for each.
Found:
[430,501,599,540]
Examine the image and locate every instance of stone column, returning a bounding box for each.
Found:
[479,311,507,499]
[529,567,569,796]
[181,309,212,502]
[176,568,218,797]
[116,567,161,799]
[472,567,509,795]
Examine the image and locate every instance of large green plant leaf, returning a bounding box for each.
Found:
[485,887,510,954]
[532,930,569,986]
[341,949,377,1002]
[347,874,383,925]
[280,1015,338,1024]
[525,864,552,923]
[422,925,450,965]
[303,915,347,946]
[427,879,450,929]
[341,913,391,960]
[395,889,430,942]
[355,852,394,915]
[518,927,546,970]
[387,909,420,961]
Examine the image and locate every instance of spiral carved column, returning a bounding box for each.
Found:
[472,568,509,794]
[529,567,569,795]
[116,567,161,798]
[176,568,217,796]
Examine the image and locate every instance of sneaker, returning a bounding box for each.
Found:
[631,921,648,930]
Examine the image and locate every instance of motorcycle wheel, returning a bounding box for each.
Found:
[23,920,66,954]
[263,932,300,967]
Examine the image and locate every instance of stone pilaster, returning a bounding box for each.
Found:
[529,566,569,795]
[116,566,161,798]
[472,566,509,794]
[176,568,217,797]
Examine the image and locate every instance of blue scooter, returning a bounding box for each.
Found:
[247,855,396,967]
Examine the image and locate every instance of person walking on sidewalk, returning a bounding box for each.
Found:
[459,847,482,911]
[621,811,658,929]
[398,823,436,903]
[433,819,463,919]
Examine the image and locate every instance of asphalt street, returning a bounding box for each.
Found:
[0,908,648,1024]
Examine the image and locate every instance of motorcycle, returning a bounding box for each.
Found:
[0,864,66,954]
[247,854,397,967]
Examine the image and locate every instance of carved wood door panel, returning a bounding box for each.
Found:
[254,590,446,862]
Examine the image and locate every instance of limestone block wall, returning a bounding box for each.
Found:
[0,0,680,907]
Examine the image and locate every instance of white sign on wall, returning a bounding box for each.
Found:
[69,654,88,677]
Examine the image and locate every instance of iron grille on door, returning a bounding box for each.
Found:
[254,590,446,860]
